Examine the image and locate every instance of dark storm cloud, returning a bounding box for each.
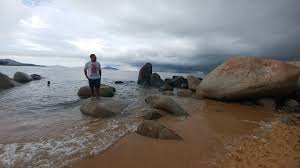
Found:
[0,0,300,69]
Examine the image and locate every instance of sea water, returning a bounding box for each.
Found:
[0,66,198,167]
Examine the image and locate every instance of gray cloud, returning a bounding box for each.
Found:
[0,0,299,70]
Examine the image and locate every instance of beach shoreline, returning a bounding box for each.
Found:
[68,97,300,168]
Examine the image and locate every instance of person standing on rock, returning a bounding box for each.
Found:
[84,54,102,99]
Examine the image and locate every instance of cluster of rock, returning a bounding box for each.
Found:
[137,63,203,98]
[158,75,202,97]
[135,95,188,140]
[0,71,43,90]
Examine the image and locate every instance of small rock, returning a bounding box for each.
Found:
[164,78,173,85]
[172,76,188,88]
[145,95,189,116]
[159,84,173,92]
[284,99,299,108]
[280,115,299,126]
[150,73,163,87]
[187,75,202,91]
[163,91,174,96]
[177,89,193,97]
[142,111,163,120]
[30,74,43,80]
[136,121,182,140]
[257,98,277,111]
[114,81,124,84]
[280,106,294,113]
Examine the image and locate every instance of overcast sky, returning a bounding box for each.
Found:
[0,0,299,71]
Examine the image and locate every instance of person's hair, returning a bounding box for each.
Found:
[90,54,96,58]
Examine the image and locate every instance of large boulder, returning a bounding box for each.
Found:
[0,72,17,90]
[78,85,116,99]
[136,121,182,140]
[197,57,300,100]
[287,61,300,99]
[145,95,189,116]
[138,63,152,86]
[187,75,202,91]
[150,73,163,87]
[30,74,43,80]
[80,97,127,118]
[13,72,33,83]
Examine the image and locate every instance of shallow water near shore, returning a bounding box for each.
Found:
[0,66,276,168]
[0,66,202,167]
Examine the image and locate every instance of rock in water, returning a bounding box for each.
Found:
[136,121,182,140]
[0,72,17,90]
[150,73,163,87]
[114,81,124,84]
[197,57,300,100]
[13,71,33,83]
[78,85,116,99]
[31,74,43,80]
[80,97,127,118]
[145,95,189,116]
[187,75,202,91]
[138,63,152,86]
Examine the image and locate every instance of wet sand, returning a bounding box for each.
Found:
[70,97,299,168]
[220,116,300,168]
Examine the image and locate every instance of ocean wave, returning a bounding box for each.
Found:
[0,119,139,168]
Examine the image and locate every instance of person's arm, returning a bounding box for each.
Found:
[84,63,89,79]
[84,69,89,79]
[99,63,102,78]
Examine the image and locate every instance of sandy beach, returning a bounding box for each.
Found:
[69,97,300,168]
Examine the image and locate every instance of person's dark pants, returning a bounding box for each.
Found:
[88,78,101,97]
[88,78,101,89]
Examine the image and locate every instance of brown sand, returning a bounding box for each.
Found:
[219,119,300,168]
[70,98,299,168]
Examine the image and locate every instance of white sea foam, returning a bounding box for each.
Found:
[0,119,139,168]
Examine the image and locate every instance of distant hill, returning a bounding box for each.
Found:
[0,59,44,67]
[102,66,119,70]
